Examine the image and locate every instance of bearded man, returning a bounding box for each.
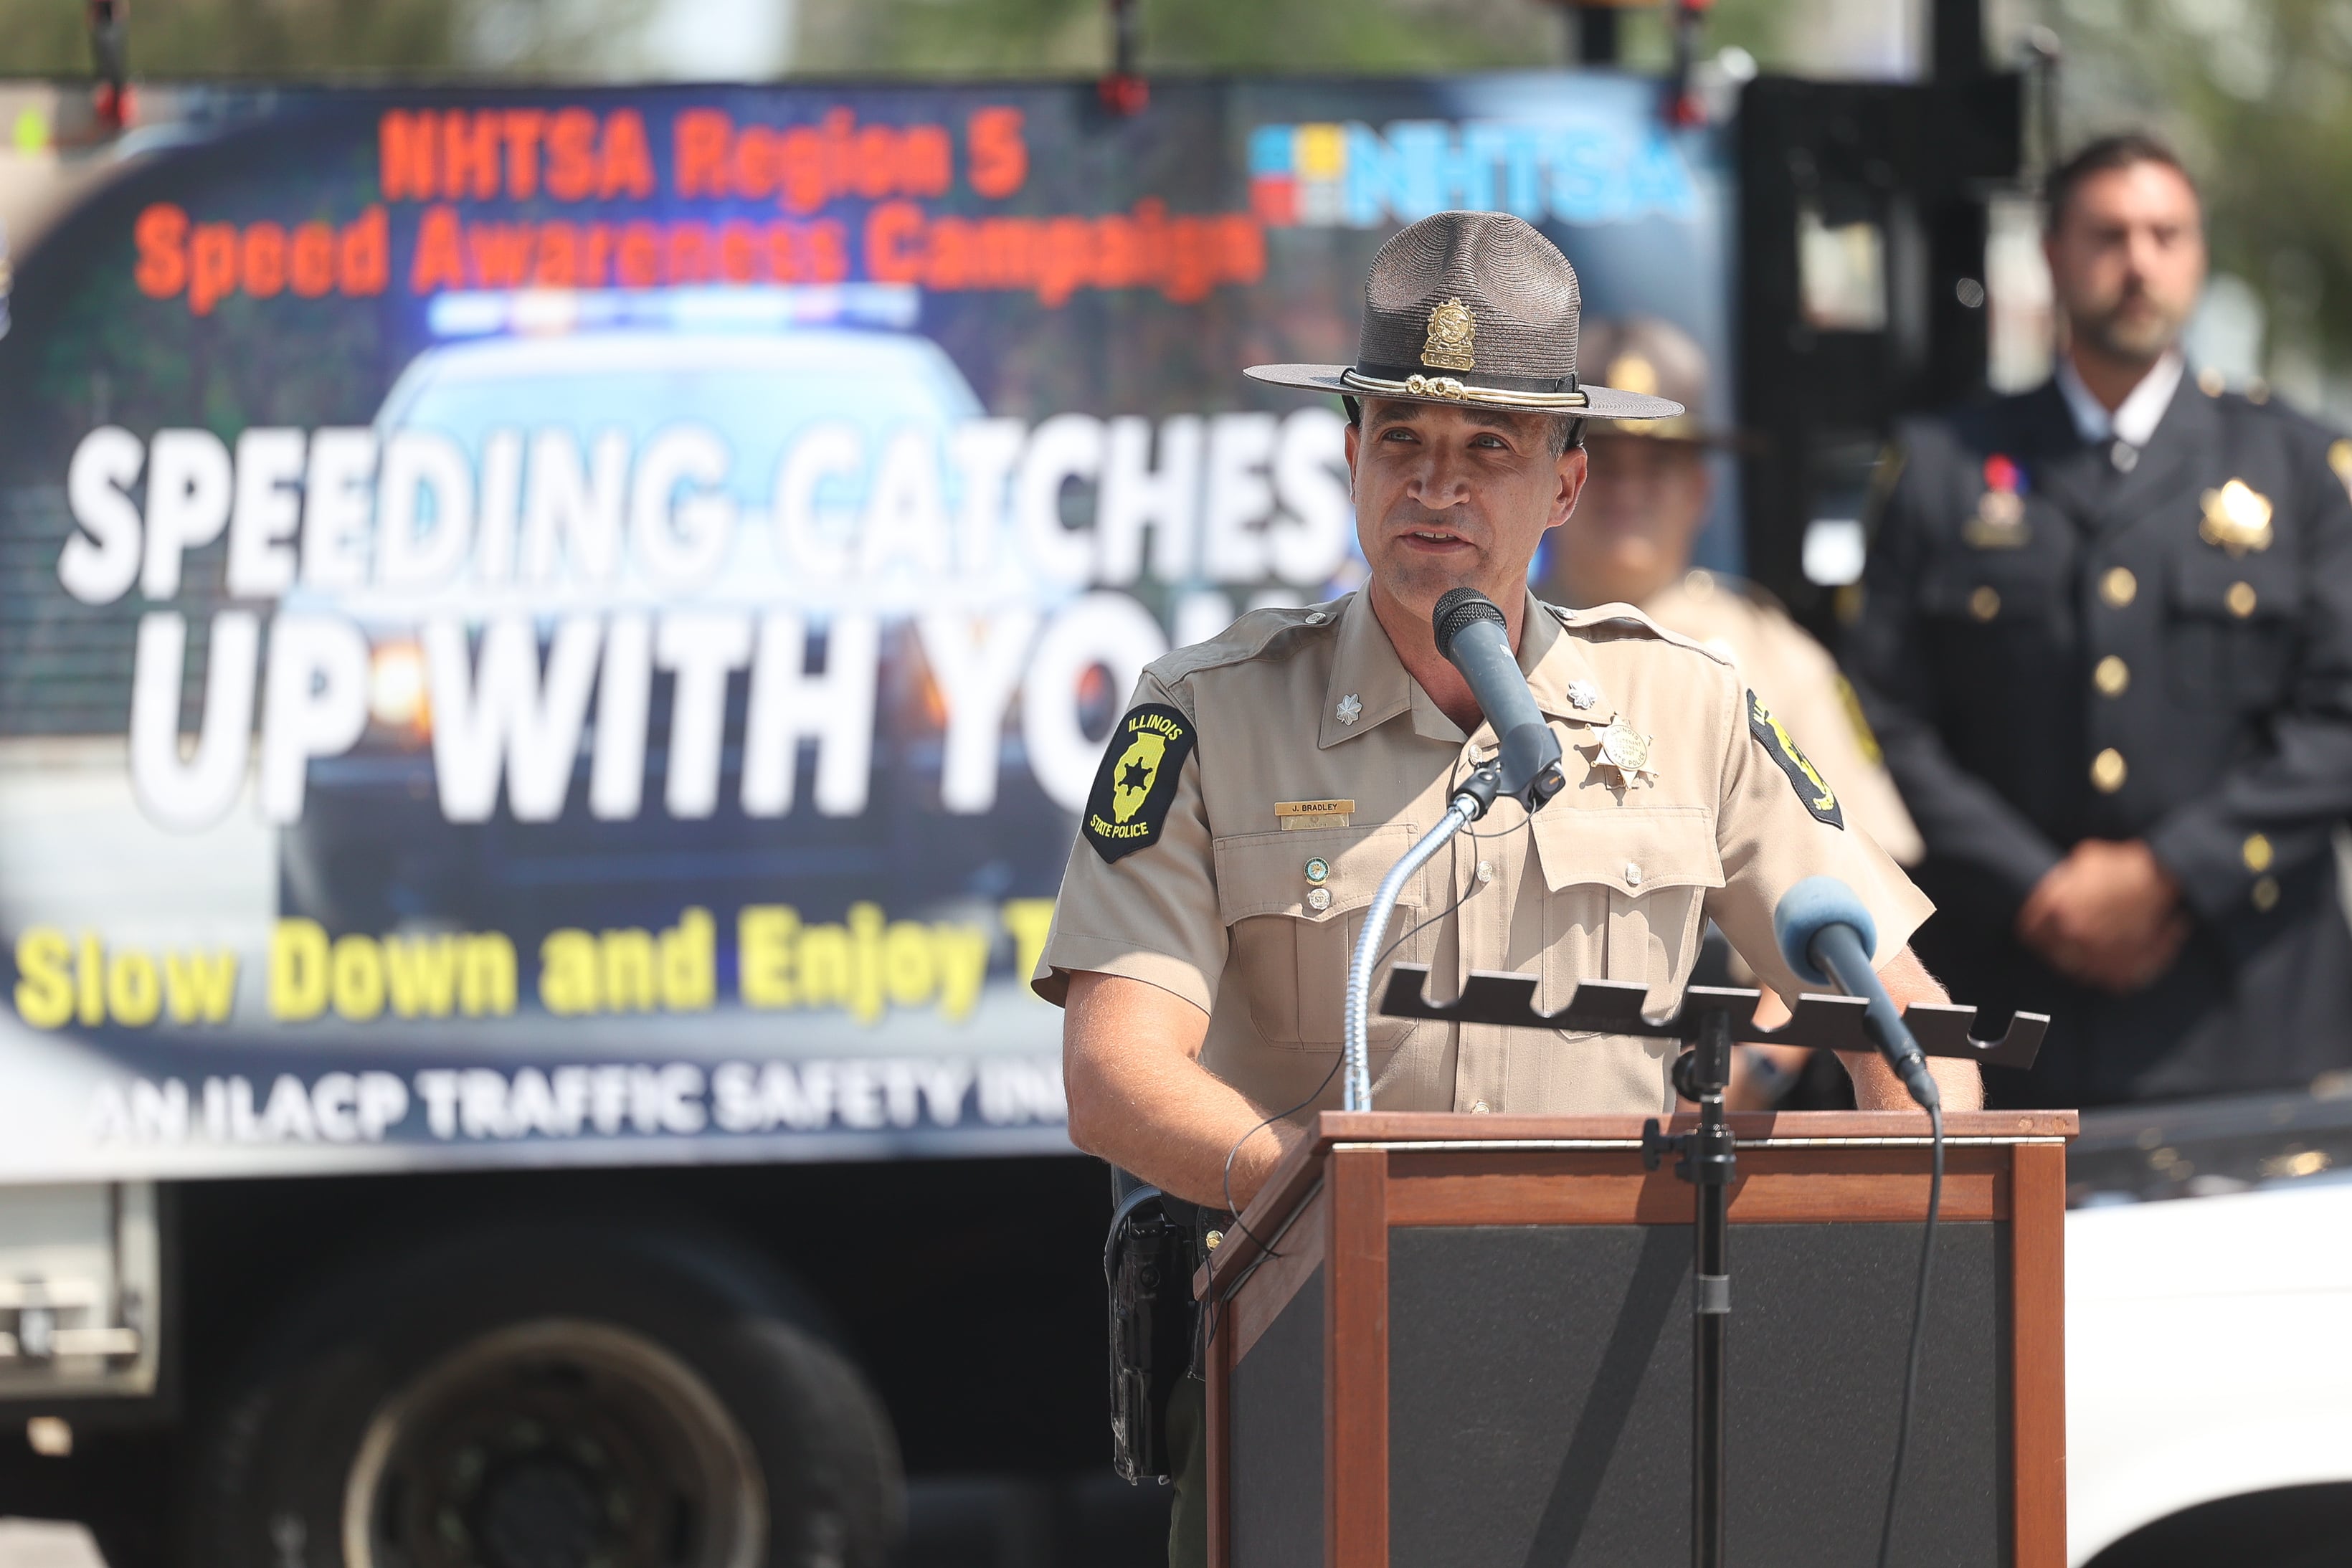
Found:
[1847,132,2352,1109]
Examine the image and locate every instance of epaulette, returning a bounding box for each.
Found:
[2215,380,2341,442]
[1720,571,1793,619]
[1545,597,1736,667]
[1663,567,1793,621]
[1149,597,1345,688]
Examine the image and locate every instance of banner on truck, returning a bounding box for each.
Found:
[0,75,1733,1179]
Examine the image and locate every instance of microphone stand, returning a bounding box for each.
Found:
[1645,1009,1736,1568]
[1341,762,1499,1111]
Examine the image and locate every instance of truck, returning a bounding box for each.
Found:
[0,57,2029,1568]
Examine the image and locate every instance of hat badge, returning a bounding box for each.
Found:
[1421,297,1476,372]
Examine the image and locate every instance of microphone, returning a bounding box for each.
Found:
[1431,588,1565,807]
[1773,876,1940,1111]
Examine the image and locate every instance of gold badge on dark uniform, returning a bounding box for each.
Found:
[1421,296,1476,371]
[1748,690,1843,829]
[1083,704,1197,863]
[2199,479,2274,556]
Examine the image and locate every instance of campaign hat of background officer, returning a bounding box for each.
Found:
[1574,315,1741,446]
[1245,210,1686,422]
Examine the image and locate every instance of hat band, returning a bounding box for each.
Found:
[1342,367,1588,410]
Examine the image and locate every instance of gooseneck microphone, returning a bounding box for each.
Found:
[1772,876,1940,1111]
[1774,876,1949,1568]
[1431,588,1565,809]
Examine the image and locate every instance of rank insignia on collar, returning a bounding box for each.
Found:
[1083,703,1197,863]
[1588,716,1658,789]
[1748,690,1843,828]
[1963,453,2031,549]
[1336,693,1362,726]
[2199,479,2274,556]
[1565,679,1599,711]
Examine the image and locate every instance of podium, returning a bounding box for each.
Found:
[1199,1108,2076,1568]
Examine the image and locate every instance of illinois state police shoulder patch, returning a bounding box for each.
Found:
[1083,703,1198,863]
[1747,689,1844,829]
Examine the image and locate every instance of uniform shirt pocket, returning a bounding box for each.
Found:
[1531,806,1724,1013]
[1213,822,1425,1050]
[2166,550,2295,709]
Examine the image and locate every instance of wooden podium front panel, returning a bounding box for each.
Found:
[1387,1222,2006,1566]
[1206,1113,2073,1568]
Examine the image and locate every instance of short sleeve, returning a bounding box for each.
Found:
[1706,684,1935,1000]
[1030,673,1228,1015]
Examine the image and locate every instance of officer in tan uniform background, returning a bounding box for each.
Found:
[1035,213,1981,1567]
[1543,316,1925,1107]
[1542,315,1922,865]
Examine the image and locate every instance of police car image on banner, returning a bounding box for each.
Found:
[1748,690,1844,829]
[1083,705,1198,863]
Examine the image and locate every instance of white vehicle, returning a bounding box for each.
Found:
[2066,1088,2352,1566]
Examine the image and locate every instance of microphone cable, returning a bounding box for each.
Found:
[1213,798,1532,1260]
[1200,836,1517,1364]
[1877,1095,1944,1568]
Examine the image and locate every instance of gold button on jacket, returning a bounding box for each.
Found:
[1036,591,1932,1118]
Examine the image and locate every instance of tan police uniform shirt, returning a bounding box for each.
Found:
[1032,587,1933,1117]
[1640,570,1925,865]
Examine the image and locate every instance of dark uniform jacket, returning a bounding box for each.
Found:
[1848,373,2352,1108]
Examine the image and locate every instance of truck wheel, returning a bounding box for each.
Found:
[186,1223,902,1568]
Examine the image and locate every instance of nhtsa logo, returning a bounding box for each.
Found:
[1248,118,1700,229]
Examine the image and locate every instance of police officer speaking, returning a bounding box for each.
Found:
[1033,211,1981,1567]
[1849,133,2352,1109]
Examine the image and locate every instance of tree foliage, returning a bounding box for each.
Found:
[2042,0,2352,391]
[791,0,1567,76]
[0,0,653,77]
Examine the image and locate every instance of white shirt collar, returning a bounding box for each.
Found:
[2055,351,2184,449]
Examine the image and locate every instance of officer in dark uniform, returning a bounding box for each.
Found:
[1849,132,2352,1108]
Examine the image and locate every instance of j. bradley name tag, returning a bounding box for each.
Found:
[1275,799,1355,830]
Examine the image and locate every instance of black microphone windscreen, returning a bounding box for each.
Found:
[1432,587,1505,662]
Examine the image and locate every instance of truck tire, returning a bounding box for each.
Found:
[184,1222,903,1568]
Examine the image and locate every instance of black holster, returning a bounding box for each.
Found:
[1104,1167,1223,1483]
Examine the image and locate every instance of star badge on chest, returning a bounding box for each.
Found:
[1587,716,1659,790]
[2199,479,2274,556]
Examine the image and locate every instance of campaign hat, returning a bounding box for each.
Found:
[1575,315,1740,445]
[1245,210,1684,422]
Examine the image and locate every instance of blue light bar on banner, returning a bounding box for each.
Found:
[426,283,924,339]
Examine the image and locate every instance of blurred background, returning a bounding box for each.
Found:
[4,0,2348,416]
[1,5,2349,1568]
